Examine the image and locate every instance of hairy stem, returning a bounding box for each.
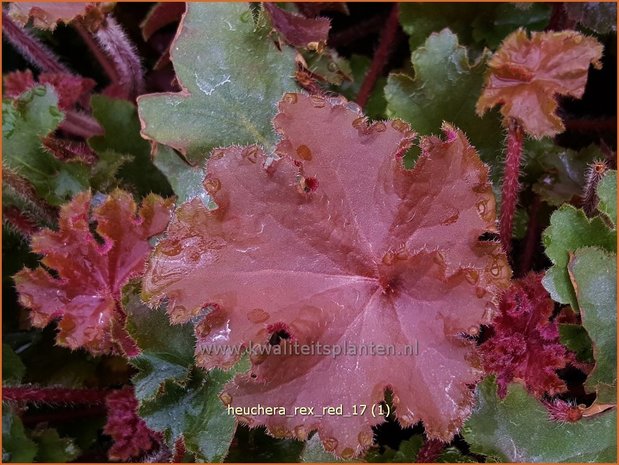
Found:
[3,206,38,237]
[73,21,120,83]
[500,118,524,256]
[582,160,608,216]
[172,437,186,463]
[355,4,400,109]
[2,10,69,73]
[92,16,144,100]
[3,168,57,226]
[3,386,109,405]
[519,193,542,276]
[416,439,444,463]
[60,110,104,138]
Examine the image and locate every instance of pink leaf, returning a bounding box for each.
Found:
[143,94,510,457]
[15,190,173,356]
[476,29,603,138]
[3,70,95,110]
[8,2,95,30]
[264,3,331,48]
[479,272,573,399]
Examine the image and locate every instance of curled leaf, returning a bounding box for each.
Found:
[478,272,572,398]
[143,93,509,457]
[14,190,173,355]
[476,29,603,138]
[104,387,163,461]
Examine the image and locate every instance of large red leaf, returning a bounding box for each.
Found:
[15,190,173,356]
[476,29,603,138]
[143,93,510,457]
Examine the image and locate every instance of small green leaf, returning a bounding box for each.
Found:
[123,282,195,402]
[2,85,89,206]
[597,170,617,227]
[139,364,247,462]
[33,428,80,463]
[152,144,210,205]
[2,407,37,463]
[542,205,616,310]
[89,95,171,197]
[399,3,550,51]
[138,3,298,164]
[559,324,594,364]
[568,247,617,403]
[2,344,25,384]
[385,29,502,168]
[464,377,617,462]
[300,434,347,462]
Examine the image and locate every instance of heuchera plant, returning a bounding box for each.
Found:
[2,2,617,463]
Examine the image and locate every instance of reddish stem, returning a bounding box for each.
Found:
[2,10,69,73]
[500,119,524,256]
[564,117,617,134]
[93,16,144,100]
[73,21,120,83]
[3,206,38,237]
[60,110,104,138]
[416,438,445,463]
[3,386,109,405]
[356,4,400,109]
[3,168,57,225]
[518,194,542,276]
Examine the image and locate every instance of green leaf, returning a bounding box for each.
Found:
[89,95,172,197]
[568,247,617,403]
[2,85,89,206]
[152,144,210,205]
[559,324,594,364]
[33,428,80,463]
[2,407,37,462]
[385,29,503,168]
[542,205,616,310]
[399,3,551,51]
[464,377,617,462]
[597,170,617,227]
[139,364,247,462]
[527,140,601,207]
[123,282,195,403]
[2,344,25,384]
[138,3,298,164]
[300,434,347,462]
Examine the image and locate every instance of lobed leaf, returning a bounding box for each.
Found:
[477,29,603,138]
[143,93,510,457]
[14,190,173,355]
[2,85,89,206]
[542,205,616,310]
[8,2,93,30]
[464,377,617,462]
[568,247,617,404]
[137,3,298,164]
[386,29,503,166]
